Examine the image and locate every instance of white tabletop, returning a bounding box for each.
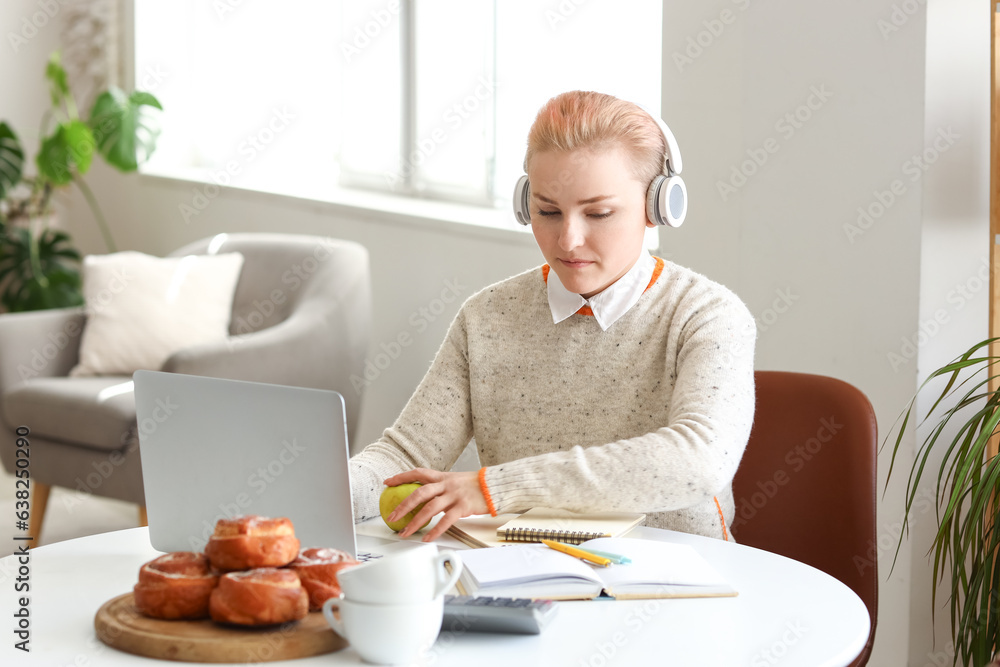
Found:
[0,523,869,666]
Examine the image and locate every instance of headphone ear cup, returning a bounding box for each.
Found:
[646,174,687,227]
[662,174,687,228]
[512,175,532,226]
[645,175,666,226]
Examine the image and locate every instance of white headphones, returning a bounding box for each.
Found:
[512,108,687,228]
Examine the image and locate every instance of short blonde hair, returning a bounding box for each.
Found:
[524,90,665,185]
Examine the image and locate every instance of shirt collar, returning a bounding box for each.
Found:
[546,250,656,331]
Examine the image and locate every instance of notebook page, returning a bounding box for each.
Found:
[582,537,730,588]
[445,513,519,548]
[460,544,603,588]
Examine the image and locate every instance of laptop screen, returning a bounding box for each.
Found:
[133,371,357,556]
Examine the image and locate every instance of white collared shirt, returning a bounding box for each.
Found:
[546,250,657,331]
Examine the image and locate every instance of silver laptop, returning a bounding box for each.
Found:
[133,370,404,559]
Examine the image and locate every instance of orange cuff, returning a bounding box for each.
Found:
[478,467,497,517]
[713,496,729,542]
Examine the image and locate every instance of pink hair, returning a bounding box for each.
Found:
[524,91,665,185]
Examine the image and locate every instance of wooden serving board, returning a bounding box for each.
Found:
[94,593,348,663]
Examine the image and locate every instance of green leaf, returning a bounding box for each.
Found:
[0,122,24,201]
[128,91,163,111]
[36,120,95,184]
[0,223,82,312]
[88,87,162,172]
[44,51,72,114]
[883,340,1000,664]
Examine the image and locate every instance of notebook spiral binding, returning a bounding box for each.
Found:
[500,528,608,545]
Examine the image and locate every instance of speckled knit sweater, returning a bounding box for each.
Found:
[349,258,757,540]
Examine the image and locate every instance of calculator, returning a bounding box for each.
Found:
[441,595,559,635]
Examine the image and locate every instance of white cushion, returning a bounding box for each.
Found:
[69,251,244,377]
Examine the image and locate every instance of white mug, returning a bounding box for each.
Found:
[322,595,443,665]
[336,545,462,604]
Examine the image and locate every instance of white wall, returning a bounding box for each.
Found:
[2,1,990,664]
[660,1,988,665]
[1,1,62,164]
[913,1,990,665]
[661,1,932,665]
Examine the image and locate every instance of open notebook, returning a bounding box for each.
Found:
[446,508,645,548]
[455,537,737,601]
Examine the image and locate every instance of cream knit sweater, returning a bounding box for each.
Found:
[350,259,757,539]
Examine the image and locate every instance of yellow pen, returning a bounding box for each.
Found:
[541,539,612,567]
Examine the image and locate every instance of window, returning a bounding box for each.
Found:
[134,1,663,223]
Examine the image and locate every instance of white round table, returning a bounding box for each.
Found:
[0,525,869,665]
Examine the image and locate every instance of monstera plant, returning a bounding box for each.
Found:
[887,338,1000,667]
[0,51,161,312]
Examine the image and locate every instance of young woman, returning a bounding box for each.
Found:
[349,91,756,543]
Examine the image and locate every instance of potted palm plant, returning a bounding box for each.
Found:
[887,337,1000,667]
[0,51,162,312]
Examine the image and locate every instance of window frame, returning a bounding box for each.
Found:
[123,0,662,252]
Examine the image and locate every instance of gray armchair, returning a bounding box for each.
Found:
[0,233,371,546]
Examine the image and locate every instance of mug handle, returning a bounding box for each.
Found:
[321,596,347,637]
[433,551,463,598]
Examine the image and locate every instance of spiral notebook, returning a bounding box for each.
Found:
[497,508,646,544]
[446,508,645,548]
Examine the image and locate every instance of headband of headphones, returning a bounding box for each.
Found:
[513,105,687,228]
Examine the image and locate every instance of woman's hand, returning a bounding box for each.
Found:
[383,468,488,542]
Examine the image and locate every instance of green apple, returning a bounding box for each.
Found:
[380,483,430,532]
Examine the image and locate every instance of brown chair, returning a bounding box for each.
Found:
[730,370,878,667]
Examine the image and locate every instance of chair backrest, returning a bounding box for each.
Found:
[731,370,878,667]
[167,233,371,443]
[170,233,368,337]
